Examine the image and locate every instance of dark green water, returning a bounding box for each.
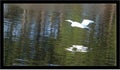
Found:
[3,4,116,66]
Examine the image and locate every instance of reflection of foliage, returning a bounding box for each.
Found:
[4,5,23,19]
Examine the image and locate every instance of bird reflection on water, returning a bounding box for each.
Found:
[65,45,92,53]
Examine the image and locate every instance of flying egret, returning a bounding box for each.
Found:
[72,45,88,52]
[65,19,94,29]
[66,45,89,53]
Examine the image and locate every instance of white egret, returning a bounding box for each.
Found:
[72,45,88,52]
[65,19,94,29]
[66,45,90,53]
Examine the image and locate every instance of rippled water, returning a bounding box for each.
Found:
[3,4,116,66]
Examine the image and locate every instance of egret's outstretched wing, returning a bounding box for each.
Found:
[81,19,94,26]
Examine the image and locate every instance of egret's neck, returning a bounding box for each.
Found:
[66,20,73,23]
[68,20,73,23]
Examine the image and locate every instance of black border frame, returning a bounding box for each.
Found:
[0,0,119,69]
